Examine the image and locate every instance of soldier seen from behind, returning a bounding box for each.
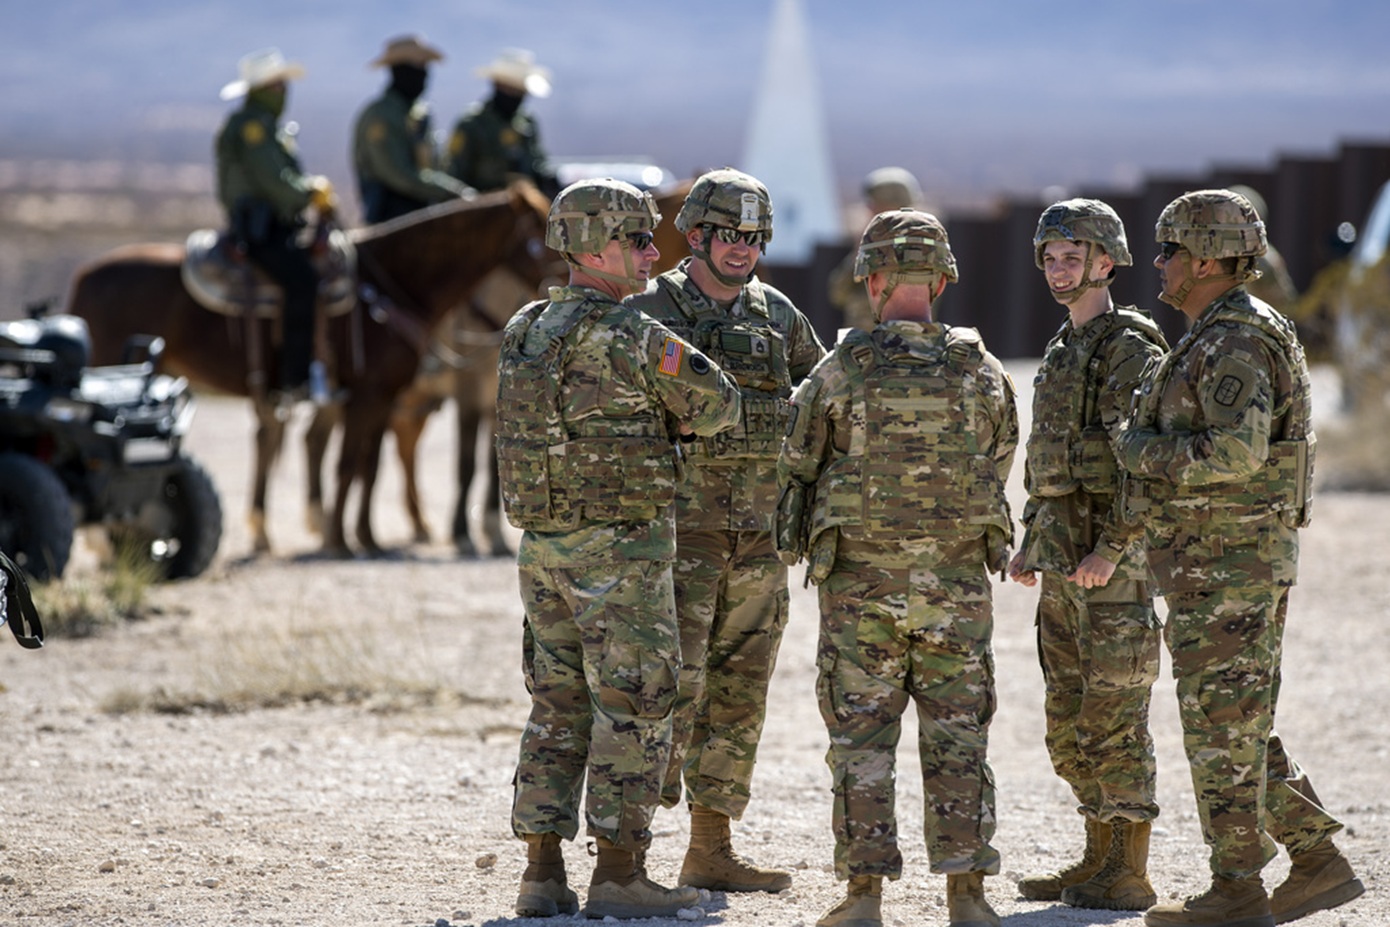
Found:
[495,179,742,919]
[1009,199,1168,912]
[1117,189,1363,927]
[352,34,472,225]
[777,209,1018,927]
[626,168,825,895]
[446,48,560,198]
[216,48,337,404]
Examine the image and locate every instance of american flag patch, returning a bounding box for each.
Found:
[659,338,683,376]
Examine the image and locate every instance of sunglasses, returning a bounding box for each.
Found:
[708,226,768,247]
[1158,241,1185,261]
[618,230,655,250]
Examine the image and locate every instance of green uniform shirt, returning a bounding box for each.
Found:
[215,98,314,223]
[445,97,556,193]
[352,89,469,214]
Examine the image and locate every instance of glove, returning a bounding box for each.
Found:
[308,176,338,215]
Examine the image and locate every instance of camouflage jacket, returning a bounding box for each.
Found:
[1017,306,1167,577]
[352,89,469,223]
[215,98,315,224]
[497,285,741,567]
[1117,287,1315,592]
[626,260,826,531]
[778,321,1017,574]
[445,97,556,194]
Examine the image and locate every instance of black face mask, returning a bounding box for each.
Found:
[490,86,524,119]
[390,65,428,102]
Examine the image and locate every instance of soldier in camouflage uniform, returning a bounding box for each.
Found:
[352,35,472,225]
[626,168,825,894]
[497,178,742,920]
[1009,200,1168,911]
[216,48,337,399]
[1116,189,1363,927]
[777,209,1018,927]
[446,48,559,198]
[827,167,925,332]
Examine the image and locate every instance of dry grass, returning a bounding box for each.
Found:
[30,545,160,638]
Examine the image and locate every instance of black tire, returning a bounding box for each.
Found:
[112,453,223,580]
[0,452,75,581]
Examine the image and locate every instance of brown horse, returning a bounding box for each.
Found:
[382,178,695,558]
[65,181,553,556]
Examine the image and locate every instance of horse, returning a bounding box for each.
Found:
[65,180,554,557]
[381,178,695,558]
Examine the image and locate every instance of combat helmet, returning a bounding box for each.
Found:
[853,208,957,319]
[1033,198,1131,304]
[863,167,922,212]
[1155,188,1266,306]
[547,178,661,293]
[674,169,773,289]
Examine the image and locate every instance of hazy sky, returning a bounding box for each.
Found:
[4,0,1388,211]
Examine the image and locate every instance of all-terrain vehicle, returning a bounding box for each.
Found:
[0,313,222,581]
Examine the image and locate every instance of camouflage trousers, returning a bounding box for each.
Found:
[664,528,789,816]
[816,560,1000,880]
[1164,584,1343,879]
[511,558,679,853]
[1036,571,1161,823]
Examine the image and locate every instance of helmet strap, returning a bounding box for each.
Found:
[1053,243,1112,305]
[571,239,645,295]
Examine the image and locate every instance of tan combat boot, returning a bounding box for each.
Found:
[1061,820,1158,910]
[1017,818,1112,900]
[947,871,1001,927]
[679,804,793,892]
[816,874,882,927]
[514,833,579,917]
[1143,875,1274,927]
[584,837,700,919]
[1269,839,1364,923]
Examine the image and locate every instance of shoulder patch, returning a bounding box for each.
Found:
[242,120,266,145]
[659,338,684,377]
[366,121,387,143]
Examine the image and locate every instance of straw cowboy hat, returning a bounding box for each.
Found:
[220,47,305,100]
[370,34,444,69]
[476,48,551,98]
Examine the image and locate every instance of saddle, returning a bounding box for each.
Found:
[181,228,358,319]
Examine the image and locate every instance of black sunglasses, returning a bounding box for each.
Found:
[708,226,767,247]
[618,230,654,250]
[1158,241,1185,261]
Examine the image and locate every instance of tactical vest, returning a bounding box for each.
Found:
[1029,308,1167,497]
[653,269,791,461]
[808,327,1012,542]
[495,298,677,532]
[1124,294,1315,531]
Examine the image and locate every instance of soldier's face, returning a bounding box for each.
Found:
[597,232,659,288]
[702,226,762,281]
[1041,240,1108,301]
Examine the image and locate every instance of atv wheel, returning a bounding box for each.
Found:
[0,452,75,581]
[111,453,223,580]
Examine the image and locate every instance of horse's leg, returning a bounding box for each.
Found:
[352,420,390,555]
[451,394,482,558]
[304,403,342,537]
[389,383,444,545]
[249,399,285,554]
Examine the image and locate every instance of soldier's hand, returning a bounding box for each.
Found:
[1066,552,1117,589]
[308,176,338,215]
[1007,550,1036,587]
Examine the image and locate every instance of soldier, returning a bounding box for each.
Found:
[626,168,825,893]
[446,48,560,197]
[216,47,337,402]
[496,178,742,919]
[1228,185,1300,313]
[777,209,1018,927]
[827,167,925,331]
[1009,199,1168,911]
[1116,189,1363,927]
[351,34,472,224]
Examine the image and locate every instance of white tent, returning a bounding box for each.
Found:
[740,0,841,264]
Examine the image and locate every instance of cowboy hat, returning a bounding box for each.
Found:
[220,47,305,100]
[370,34,444,68]
[476,48,551,98]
